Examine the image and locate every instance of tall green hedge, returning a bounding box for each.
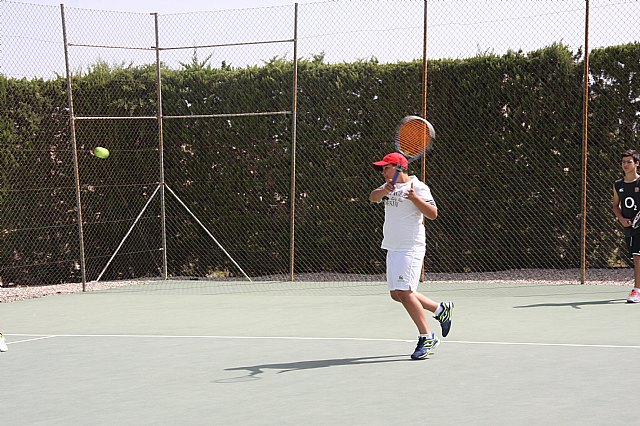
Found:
[1,43,638,284]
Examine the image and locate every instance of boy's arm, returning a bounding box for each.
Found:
[406,182,437,220]
[369,183,392,203]
[409,196,438,220]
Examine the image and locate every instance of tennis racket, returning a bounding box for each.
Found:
[632,210,640,229]
[390,115,435,186]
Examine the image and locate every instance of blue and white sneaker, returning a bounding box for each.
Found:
[434,302,454,337]
[411,334,439,360]
[0,333,8,352]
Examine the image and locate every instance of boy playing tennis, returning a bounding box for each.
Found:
[369,152,453,359]
[612,149,640,303]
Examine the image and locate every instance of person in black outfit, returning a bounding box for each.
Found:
[612,149,640,303]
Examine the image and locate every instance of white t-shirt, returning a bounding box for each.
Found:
[377,176,436,251]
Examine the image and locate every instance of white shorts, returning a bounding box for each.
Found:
[386,249,426,292]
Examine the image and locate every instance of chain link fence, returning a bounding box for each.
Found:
[1,0,639,289]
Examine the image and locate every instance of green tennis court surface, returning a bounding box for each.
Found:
[2,281,639,425]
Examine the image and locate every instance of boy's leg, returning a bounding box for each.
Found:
[392,289,454,336]
[391,290,440,360]
[414,292,439,312]
[392,290,430,334]
[629,254,640,303]
[387,249,442,359]
[627,238,640,303]
[413,291,454,337]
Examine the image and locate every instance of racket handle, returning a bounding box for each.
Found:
[390,168,401,186]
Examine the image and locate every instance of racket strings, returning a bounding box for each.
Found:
[397,121,432,157]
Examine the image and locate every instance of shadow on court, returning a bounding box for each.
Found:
[514,298,627,309]
[222,354,409,379]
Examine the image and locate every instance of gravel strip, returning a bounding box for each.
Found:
[0,269,634,303]
[0,280,153,303]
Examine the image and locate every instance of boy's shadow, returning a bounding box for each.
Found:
[218,354,409,381]
[514,299,625,310]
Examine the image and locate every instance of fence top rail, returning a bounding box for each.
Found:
[163,111,292,119]
[73,111,292,120]
[67,38,295,52]
[74,116,158,121]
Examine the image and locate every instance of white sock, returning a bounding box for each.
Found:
[419,333,432,339]
[434,303,443,316]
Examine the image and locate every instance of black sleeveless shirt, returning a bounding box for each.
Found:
[614,177,640,236]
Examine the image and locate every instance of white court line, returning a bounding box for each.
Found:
[4,334,640,349]
[446,340,640,349]
[6,335,58,345]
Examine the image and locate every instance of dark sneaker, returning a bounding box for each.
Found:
[410,335,440,360]
[434,302,454,337]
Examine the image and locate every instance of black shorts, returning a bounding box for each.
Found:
[625,235,640,258]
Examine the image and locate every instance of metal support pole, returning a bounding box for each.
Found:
[580,0,590,284]
[421,0,429,282]
[153,13,168,280]
[61,4,87,291]
[95,185,162,282]
[289,3,299,282]
[165,185,253,282]
[421,0,429,181]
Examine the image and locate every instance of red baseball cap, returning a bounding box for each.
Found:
[372,152,408,171]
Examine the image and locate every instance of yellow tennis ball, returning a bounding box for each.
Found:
[94,147,110,159]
